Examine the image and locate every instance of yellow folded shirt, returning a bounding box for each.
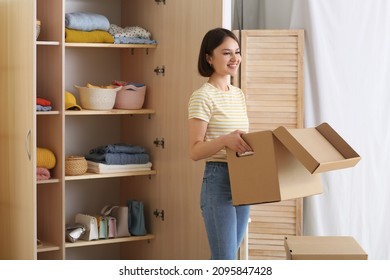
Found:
[65,28,114,43]
[37,147,56,169]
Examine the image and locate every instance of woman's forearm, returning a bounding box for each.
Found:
[189,136,226,161]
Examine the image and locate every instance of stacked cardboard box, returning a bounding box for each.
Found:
[284,236,368,260]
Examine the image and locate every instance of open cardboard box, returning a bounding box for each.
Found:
[284,236,368,260]
[227,123,361,206]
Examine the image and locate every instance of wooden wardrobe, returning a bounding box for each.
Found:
[0,0,227,260]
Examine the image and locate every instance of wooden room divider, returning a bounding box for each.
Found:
[234,29,305,259]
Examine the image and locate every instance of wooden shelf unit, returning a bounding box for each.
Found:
[1,0,226,260]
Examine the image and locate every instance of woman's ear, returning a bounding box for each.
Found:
[206,54,212,65]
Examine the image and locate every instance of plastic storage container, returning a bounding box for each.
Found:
[114,84,146,109]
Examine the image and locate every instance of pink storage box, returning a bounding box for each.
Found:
[114,84,146,109]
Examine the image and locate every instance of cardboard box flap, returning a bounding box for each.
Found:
[273,123,361,174]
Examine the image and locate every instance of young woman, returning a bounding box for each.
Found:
[188,28,252,260]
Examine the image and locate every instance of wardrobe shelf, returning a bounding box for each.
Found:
[65,109,155,116]
[37,241,61,253]
[37,178,61,184]
[65,170,157,181]
[37,41,60,46]
[37,111,60,115]
[65,43,157,49]
[65,234,155,248]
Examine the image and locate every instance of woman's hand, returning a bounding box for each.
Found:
[221,130,252,155]
[188,119,252,161]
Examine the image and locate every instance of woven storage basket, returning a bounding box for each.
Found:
[114,84,146,109]
[75,85,122,110]
[65,156,88,176]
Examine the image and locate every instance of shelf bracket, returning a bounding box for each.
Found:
[153,137,165,149]
[130,48,149,55]
[154,66,165,76]
[153,209,165,221]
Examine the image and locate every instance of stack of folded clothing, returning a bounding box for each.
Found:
[85,143,151,173]
[36,97,52,111]
[65,12,114,43]
[108,24,157,45]
[87,161,152,174]
[37,147,56,180]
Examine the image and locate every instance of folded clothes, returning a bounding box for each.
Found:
[65,12,110,31]
[65,28,114,43]
[37,167,51,180]
[112,81,145,87]
[85,152,150,165]
[36,105,52,111]
[114,36,157,45]
[89,144,146,154]
[37,97,51,106]
[109,24,151,38]
[87,161,152,174]
[37,147,56,169]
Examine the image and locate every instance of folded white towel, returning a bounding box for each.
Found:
[87,161,152,174]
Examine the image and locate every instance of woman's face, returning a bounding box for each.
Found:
[207,37,241,77]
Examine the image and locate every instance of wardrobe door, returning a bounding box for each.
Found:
[235,29,304,260]
[120,0,225,259]
[157,0,224,260]
[119,0,166,260]
[0,0,36,259]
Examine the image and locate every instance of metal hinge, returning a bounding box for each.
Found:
[153,209,165,221]
[154,66,165,76]
[153,137,165,149]
[155,0,166,4]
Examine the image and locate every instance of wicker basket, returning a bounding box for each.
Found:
[65,156,88,176]
[75,85,122,110]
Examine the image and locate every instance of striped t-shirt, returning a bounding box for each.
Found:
[188,83,249,161]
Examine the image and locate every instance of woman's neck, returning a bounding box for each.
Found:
[208,76,230,91]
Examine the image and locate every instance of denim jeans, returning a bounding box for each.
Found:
[200,162,250,260]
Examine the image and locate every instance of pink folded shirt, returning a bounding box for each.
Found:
[37,167,51,180]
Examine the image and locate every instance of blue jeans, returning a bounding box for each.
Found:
[200,162,250,260]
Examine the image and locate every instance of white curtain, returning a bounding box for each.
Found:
[290,0,390,260]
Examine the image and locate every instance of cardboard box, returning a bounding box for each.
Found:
[227,123,361,206]
[284,236,368,260]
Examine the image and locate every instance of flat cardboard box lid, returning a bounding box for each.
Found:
[273,123,361,173]
[285,236,368,260]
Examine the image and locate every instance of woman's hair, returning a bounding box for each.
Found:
[198,28,239,77]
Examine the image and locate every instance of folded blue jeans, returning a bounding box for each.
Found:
[200,162,250,260]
